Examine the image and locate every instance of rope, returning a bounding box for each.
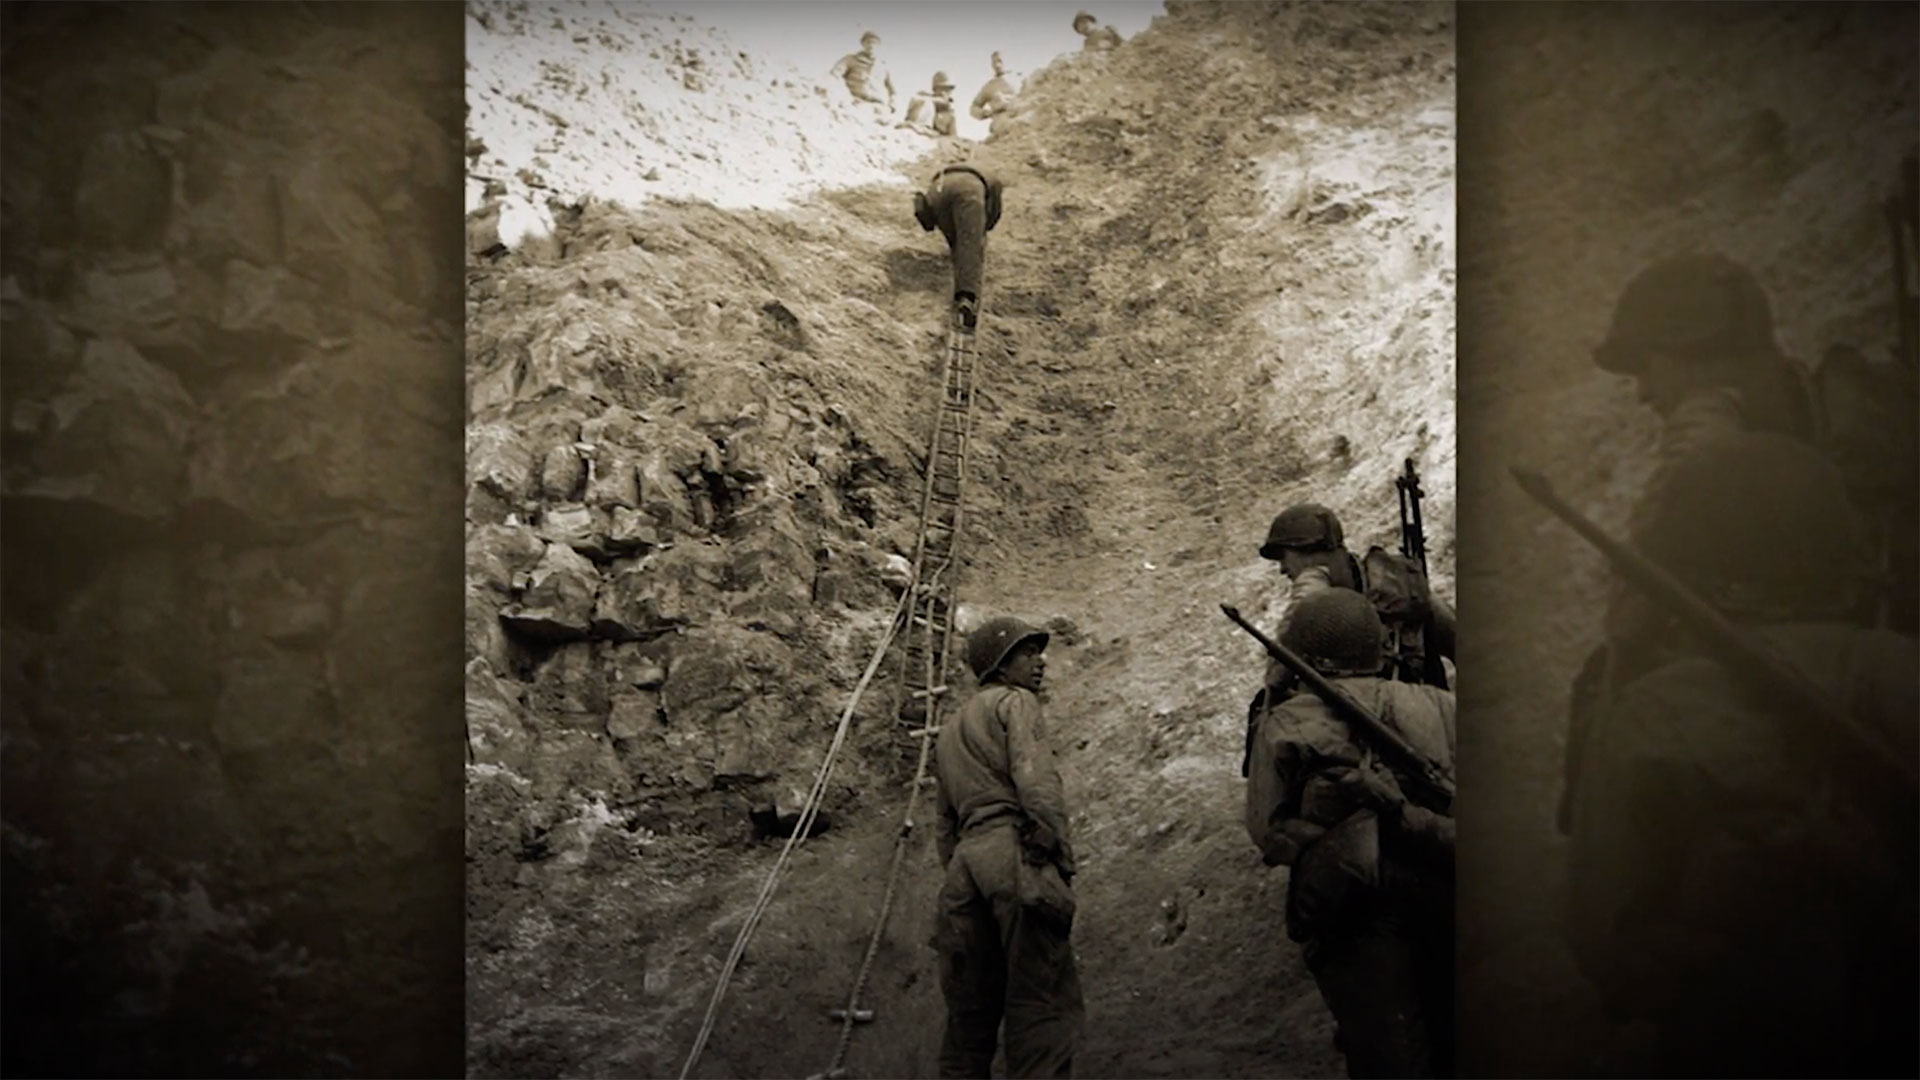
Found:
[677,584,912,1080]
[826,699,940,1074]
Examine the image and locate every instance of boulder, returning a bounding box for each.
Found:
[591,558,662,642]
[607,687,661,740]
[534,503,613,560]
[528,643,607,731]
[466,522,547,593]
[584,450,640,509]
[465,658,532,772]
[218,259,321,345]
[660,626,803,784]
[607,506,663,556]
[538,444,585,501]
[15,338,196,522]
[75,128,173,252]
[605,642,669,690]
[179,141,285,268]
[499,541,598,643]
[526,729,632,805]
[467,421,538,509]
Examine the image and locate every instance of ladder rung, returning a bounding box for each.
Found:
[912,685,950,699]
[906,726,940,738]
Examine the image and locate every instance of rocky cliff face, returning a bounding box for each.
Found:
[463,2,1455,1077]
[2,5,465,1075]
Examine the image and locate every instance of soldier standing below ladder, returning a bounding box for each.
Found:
[931,616,1083,1079]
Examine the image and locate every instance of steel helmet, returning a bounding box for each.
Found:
[861,30,880,46]
[1280,588,1385,677]
[1260,502,1345,559]
[1073,11,1097,30]
[932,70,955,92]
[1593,253,1781,375]
[966,616,1049,680]
[1636,431,1868,618]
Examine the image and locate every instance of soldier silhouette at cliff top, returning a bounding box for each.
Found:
[970,51,1020,123]
[902,71,958,138]
[829,30,894,115]
[1072,10,1124,51]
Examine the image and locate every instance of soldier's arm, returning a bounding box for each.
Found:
[1391,803,1455,859]
[1427,594,1457,664]
[970,85,993,120]
[935,777,960,867]
[1245,713,1313,866]
[1003,690,1073,867]
[829,54,850,79]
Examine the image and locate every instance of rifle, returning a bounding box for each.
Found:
[1223,604,1455,814]
[1509,465,1919,793]
[1394,457,1428,576]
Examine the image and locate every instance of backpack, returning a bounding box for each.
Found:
[1361,546,1443,689]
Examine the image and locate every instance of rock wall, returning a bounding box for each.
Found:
[1,5,466,1075]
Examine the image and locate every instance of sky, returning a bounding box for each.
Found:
[652,1,1168,141]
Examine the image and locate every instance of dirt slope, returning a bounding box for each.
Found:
[463,3,1455,1077]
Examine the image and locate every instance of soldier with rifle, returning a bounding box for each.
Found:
[1560,251,1819,833]
[1245,459,1455,778]
[1227,589,1457,1079]
[1516,435,1918,1078]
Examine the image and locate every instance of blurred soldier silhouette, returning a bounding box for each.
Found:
[1561,432,1918,1078]
[1560,252,1816,833]
[1072,11,1124,51]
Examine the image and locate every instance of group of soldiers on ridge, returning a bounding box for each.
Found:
[828,11,1125,140]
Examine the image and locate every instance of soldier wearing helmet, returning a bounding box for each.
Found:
[1244,587,1458,1078]
[1561,432,1918,1077]
[1072,11,1124,51]
[970,51,1021,126]
[1252,501,1456,729]
[902,71,959,137]
[830,30,895,113]
[929,615,1083,1078]
[1562,253,1820,832]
